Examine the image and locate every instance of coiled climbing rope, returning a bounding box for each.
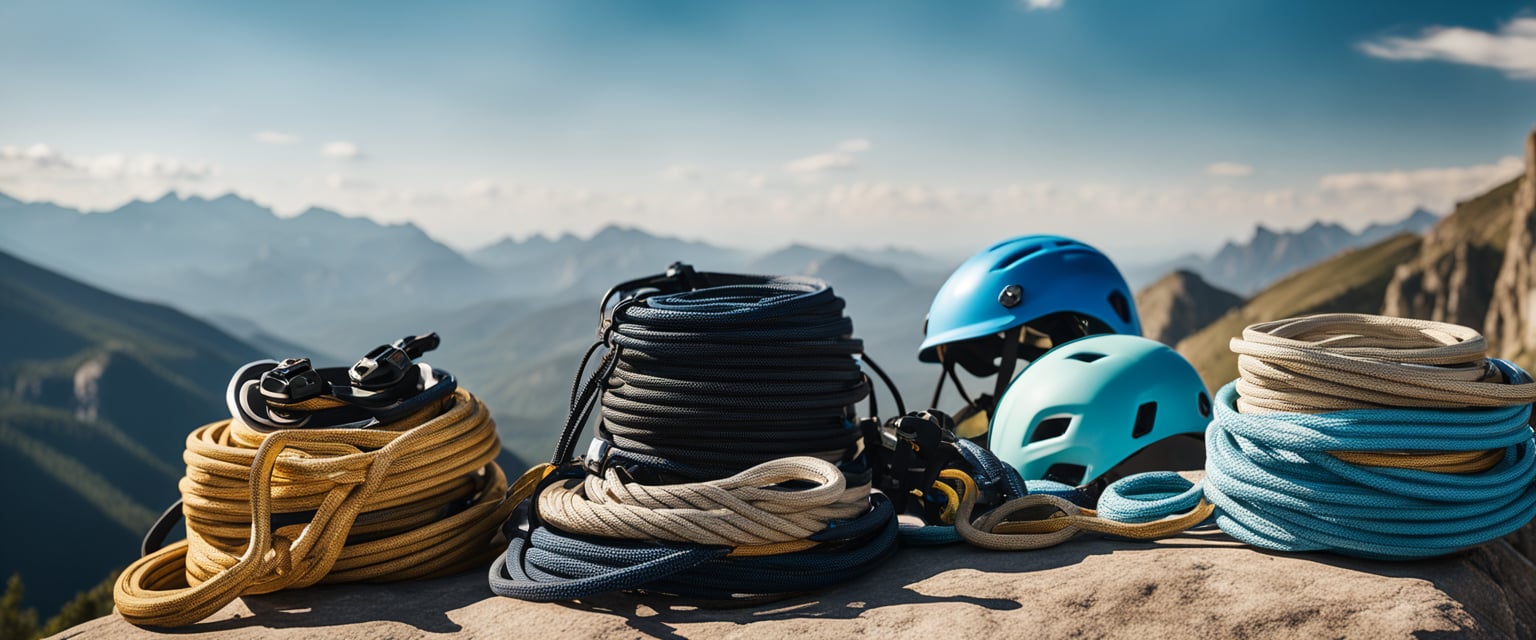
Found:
[538,456,868,546]
[114,337,515,627]
[490,265,897,602]
[582,272,870,477]
[952,313,1536,559]
[1230,314,1536,413]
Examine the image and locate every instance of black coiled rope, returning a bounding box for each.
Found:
[490,265,900,602]
[596,276,870,477]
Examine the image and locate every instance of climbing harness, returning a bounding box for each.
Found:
[489,264,898,602]
[919,235,1141,444]
[954,314,1536,558]
[114,334,515,627]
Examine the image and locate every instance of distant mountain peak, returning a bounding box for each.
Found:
[803,252,910,288]
[1135,269,1242,346]
[298,206,344,219]
[592,223,651,240]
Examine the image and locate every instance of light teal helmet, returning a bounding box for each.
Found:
[990,334,1211,486]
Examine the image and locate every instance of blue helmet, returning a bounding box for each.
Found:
[920,235,1141,443]
[920,235,1139,364]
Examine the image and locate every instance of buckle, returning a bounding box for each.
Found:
[892,411,956,457]
[505,494,538,541]
[259,358,328,403]
[350,333,440,390]
[665,261,699,289]
[582,437,613,476]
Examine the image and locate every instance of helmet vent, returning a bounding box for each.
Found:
[1198,392,1212,417]
[994,245,1043,272]
[1030,416,1073,443]
[1132,401,1157,439]
[1107,291,1132,324]
[1067,352,1105,363]
[1044,463,1086,486]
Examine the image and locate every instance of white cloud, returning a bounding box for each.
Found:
[1359,16,1536,79]
[325,173,373,191]
[834,138,872,153]
[321,141,362,160]
[1205,162,1255,177]
[254,131,301,145]
[783,152,856,174]
[782,139,873,174]
[0,143,214,180]
[659,164,703,182]
[464,178,501,199]
[1318,156,1522,200]
[0,143,70,170]
[1021,0,1064,11]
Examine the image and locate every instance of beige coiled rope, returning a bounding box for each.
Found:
[945,470,1213,550]
[538,456,868,549]
[1230,313,1536,413]
[113,389,515,627]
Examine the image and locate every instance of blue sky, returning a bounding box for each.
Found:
[1,0,1533,260]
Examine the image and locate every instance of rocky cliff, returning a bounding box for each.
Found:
[1135,270,1243,346]
[1383,130,1535,362]
[1484,131,1536,365]
[1380,177,1519,331]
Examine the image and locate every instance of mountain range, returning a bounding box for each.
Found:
[1125,207,1440,293]
[0,248,261,616]
[0,193,959,455]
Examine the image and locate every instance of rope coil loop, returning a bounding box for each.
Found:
[490,266,899,602]
[113,337,515,628]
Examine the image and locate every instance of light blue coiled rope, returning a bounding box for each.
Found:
[1098,378,1536,560]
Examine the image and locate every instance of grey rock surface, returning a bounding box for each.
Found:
[60,535,1536,640]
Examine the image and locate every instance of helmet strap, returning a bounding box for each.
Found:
[930,360,951,409]
[984,326,1024,448]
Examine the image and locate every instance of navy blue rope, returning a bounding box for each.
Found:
[489,496,897,602]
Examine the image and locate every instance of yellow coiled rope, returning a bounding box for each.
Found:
[113,388,515,627]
